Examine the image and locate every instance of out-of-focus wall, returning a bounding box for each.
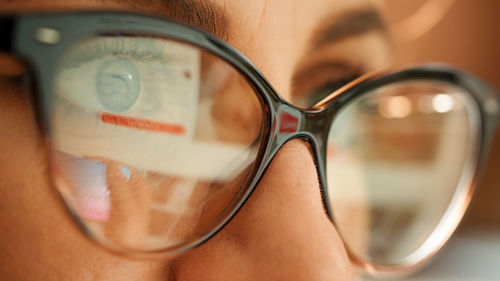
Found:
[383,0,500,228]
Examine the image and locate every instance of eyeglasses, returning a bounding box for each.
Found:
[1,12,499,278]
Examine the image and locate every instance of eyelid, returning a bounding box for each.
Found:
[312,71,381,110]
[291,61,362,107]
[293,61,355,84]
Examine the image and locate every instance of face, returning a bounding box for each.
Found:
[0,0,391,280]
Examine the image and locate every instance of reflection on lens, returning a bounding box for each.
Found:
[50,35,264,251]
[326,81,478,265]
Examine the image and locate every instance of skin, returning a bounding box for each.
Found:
[0,0,390,280]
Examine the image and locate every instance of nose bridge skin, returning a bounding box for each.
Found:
[170,89,353,280]
[173,105,353,280]
[263,100,337,212]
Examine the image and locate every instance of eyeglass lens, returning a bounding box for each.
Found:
[50,35,265,251]
[327,81,478,265]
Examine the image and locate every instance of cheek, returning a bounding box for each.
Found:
[0,77,72,279]
[0,78,172,280]
[171,140,354,281]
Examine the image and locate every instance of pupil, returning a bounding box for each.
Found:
[96,59,140,113]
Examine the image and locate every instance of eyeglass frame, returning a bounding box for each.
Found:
[1,11,499,278]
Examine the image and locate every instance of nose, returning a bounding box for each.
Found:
[173,139,353,280]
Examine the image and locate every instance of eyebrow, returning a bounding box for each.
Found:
[157,0,229,40]
[313,7,387,48]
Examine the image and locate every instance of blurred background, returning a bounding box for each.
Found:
[362,0,499,280]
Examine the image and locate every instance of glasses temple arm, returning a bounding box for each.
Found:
[493,91,500,128]
[483,87,500,147]
[0,16,15,52]
[467,71,500,135]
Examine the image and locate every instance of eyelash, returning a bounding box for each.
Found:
[296,72,362,108]
[54,38,173,126]
[315,73,361,95]
[62,36,170,69]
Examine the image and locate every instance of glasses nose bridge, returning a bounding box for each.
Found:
[269,102,332,157]
[264,102,333,212]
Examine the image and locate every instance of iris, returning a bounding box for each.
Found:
[96,59,141,113]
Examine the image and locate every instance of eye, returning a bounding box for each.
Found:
[52,36,201,139]
[294,73,362,108]
[54,38,164,118]
[96,59,141,113]
[292,62,362,109]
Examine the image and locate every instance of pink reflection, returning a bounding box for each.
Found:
[55,152,110,221]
